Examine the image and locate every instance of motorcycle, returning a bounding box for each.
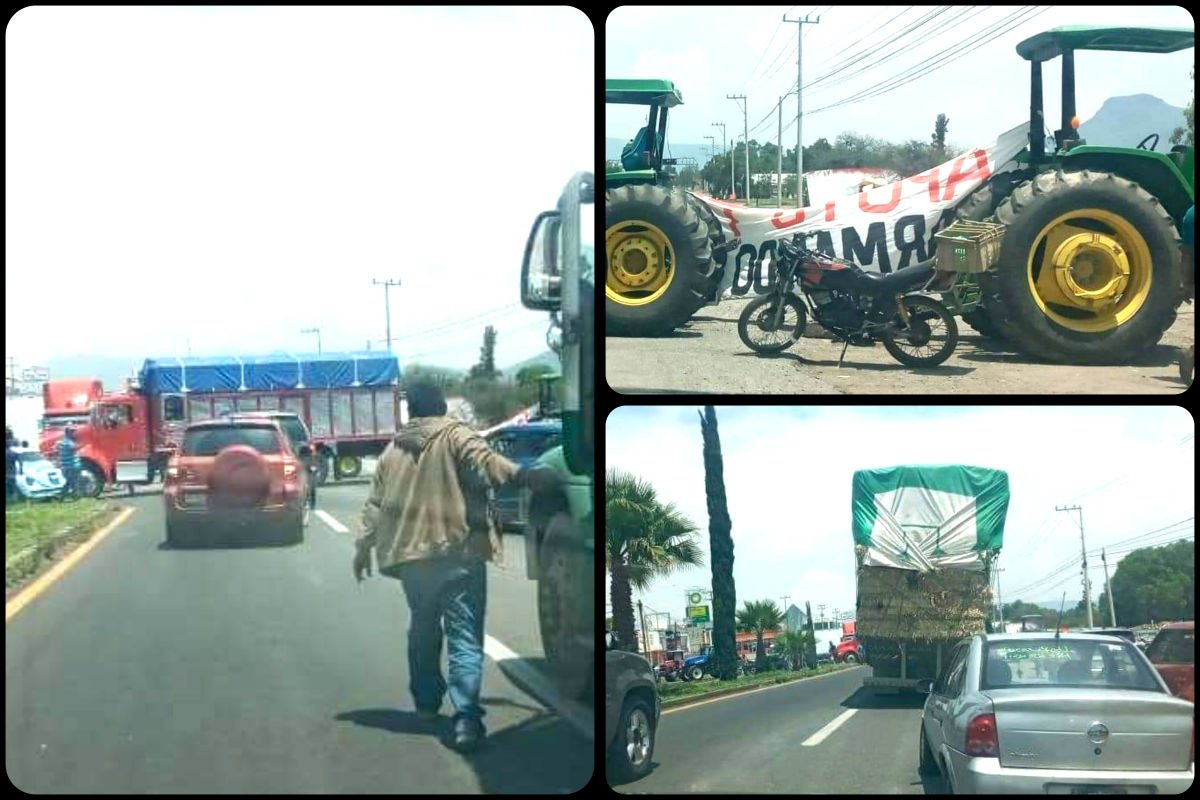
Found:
[737,235,959,368]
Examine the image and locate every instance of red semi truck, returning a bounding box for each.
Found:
[39,352,405,497]
[40,378,104,433]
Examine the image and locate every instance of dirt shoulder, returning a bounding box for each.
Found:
[606,299,1193,395]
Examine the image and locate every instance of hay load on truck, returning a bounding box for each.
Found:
[519,171,595,700]
[38,352,404,498]
[605,79,739,336]
[955,26,1193,363]
[852,465,1010,693]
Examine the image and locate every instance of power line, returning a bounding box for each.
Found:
[393,302,524,342]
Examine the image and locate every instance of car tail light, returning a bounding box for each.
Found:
[965,713,1000,758]
[283,461,297,478]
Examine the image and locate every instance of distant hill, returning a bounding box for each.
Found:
[502,349,558,378]
[1078,94,1186,150]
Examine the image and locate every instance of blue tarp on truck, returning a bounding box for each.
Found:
[138,352,400,394]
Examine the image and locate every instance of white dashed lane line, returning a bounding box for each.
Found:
[315,509,349,534]
[802,708,857,747]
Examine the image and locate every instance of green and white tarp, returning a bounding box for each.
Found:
[852,465,1009,572]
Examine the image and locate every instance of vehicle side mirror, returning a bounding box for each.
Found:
[521,210,561,311]
[916,679,934,695]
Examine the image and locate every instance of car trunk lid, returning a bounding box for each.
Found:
[988,689,1193,772]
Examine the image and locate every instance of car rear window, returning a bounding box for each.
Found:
[1146,629,1195,665]
[983,639,1162,691]
[183,425,282,456]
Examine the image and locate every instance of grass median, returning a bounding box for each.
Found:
[5,499,121,590]
[658,662,851,706]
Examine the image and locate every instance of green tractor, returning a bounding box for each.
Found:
[519,171,594,700]
[956,26,1193,363]
[606,79,738,336]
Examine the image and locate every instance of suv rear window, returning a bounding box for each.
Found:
[1146,629,1195,665]
[183,425,282,456]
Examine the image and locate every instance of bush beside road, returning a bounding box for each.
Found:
[5,499,122,591]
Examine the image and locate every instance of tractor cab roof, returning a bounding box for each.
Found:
[605,79,683,107]
[1016,25,1194,62]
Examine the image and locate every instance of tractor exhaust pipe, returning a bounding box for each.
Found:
[1030,61,1044,161]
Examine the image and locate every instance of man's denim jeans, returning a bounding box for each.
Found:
[392,555,487,723]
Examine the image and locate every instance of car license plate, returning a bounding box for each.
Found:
[1046,786,1151,795]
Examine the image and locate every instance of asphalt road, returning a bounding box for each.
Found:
[607,298,1193,395]
[6,482,592,793]
[616,666,949,794]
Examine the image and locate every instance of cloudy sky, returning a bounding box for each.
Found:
[6,6,592,369]
[606,5,1194,155]
[607,406,1194,628]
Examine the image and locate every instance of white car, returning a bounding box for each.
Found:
[918,632,1194,794]
[11,446,67,500]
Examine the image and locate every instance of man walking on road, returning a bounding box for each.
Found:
[353,381,556,753]
[57,426,82,500]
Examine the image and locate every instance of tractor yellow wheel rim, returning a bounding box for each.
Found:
[606,218,675,306]
[1025,208,1152,333]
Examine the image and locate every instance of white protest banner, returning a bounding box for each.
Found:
[693,122,1028,297]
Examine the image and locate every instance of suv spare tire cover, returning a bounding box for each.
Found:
[209,444,272,509]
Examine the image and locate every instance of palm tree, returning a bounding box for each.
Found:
[805,600,819,668]
[736,600,785,673]
[606,467,703,653]
[700,406,738,680]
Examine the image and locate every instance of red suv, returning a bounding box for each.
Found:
[1145,621,1194,703]
[164,418,310,546]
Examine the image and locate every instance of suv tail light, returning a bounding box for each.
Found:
[283,461,297,478]
[965,713,1000,758]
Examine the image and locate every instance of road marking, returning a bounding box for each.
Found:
[6,506,137,623]
[484,635,594,741]
[802,707,857,746]
[315,509,349,534]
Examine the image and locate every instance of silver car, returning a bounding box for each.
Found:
[918,633,1194,794]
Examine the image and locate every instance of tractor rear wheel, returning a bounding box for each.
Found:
[982,169,1182,364]
[685,193,730,306]
[606,184,716,336]
[954,177,1019,341]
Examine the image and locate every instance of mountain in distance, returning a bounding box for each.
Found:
[1078,94,1186,150]
[502,349,558,378]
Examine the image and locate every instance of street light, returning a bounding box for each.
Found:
[301,327,322,354]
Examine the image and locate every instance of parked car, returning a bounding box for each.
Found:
[9,446,66,500]
[163,418,310,547]
[606,632,660,784]
[485,420,561,530]
[1145,621,1194,703]
[917,632,1194,794]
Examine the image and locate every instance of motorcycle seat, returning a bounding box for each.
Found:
[857,260,935,292]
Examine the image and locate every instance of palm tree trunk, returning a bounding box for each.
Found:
[700,406,737,680]
[610,558,638,653]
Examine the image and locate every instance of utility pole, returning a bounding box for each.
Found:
[712,122,727,197]
[637,598,649,655]
[1100,548,1117,626]
[704,134,716,160]
[371,278,402,353]
[783,10,821,208]
[1057,504,1094,627]
[300,327,322,354]
[994,566,1005,628]
[777,90,798,206]
[726,94,748,202]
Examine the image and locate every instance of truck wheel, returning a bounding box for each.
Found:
[686,665,704,681]
[334,455,361,479]
[606,184,716,336]
[983,169,1182,363]
[918,721,938,776]
[843,653,858,663]
[606,695,656,784]
[537,513,594,701]
[77,463,105,498]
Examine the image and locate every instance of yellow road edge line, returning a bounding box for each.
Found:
[6,505,137,623]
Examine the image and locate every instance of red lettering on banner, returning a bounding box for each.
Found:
[770,209,806,229]
[722,207,741,238]
[909,167,941,203]
[857,181,902,213]
[825,202,836,222]
[942,149,991,202]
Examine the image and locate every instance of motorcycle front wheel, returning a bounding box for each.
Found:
[737,293,807,354]
[881,294,959,368]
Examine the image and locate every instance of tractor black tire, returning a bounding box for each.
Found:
[954,176,1022,342]
[685,192,729,306]
[982,169,1182,364]
[606,184,716,336]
